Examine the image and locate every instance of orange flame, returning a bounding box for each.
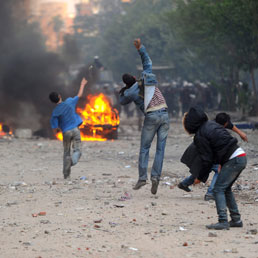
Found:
[0,124,4,137]
[55,93,119,141]
[0,123,13,137]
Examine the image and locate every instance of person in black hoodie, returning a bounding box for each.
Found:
[178,112,248,201]
[183,107,247,230]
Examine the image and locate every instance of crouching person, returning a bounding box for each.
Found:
[183,107,247,230]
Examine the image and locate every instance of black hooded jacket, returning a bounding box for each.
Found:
[180,142,209,182]
[183,107,239,182]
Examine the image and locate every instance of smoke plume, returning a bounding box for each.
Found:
[0,1,67,137]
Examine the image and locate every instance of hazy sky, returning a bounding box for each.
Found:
[33,0,88,14]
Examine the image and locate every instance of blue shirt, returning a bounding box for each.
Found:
[50,96,83,133]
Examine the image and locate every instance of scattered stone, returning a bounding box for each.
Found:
[9,223,18,227]
[223,248,238,253]
[114,204,125,208]
[22,242,32,246]
[13,181,27,187]
[38,212,46,216]
[119,192,132,201]
[37,143,43,148]
[102,173,112,176]
[248,229,257,235]
[245,235,254,239]
[109,222,118,227]
[75,207,84,211]
[232,248,238,253]
[208,232,217,237]
[128,247,138,251]
[54,201,62,207]
[6,201,18,206]
[40,220,50,224]
[94,219,102,223]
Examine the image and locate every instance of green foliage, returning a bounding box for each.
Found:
[74,0,175,80]
[70,0,258,112]
[167,0,258,111]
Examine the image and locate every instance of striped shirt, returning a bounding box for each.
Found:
[146,87,167,112]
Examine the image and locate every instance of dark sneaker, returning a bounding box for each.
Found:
[133,180,146,190]
[177,182,191,192]
[204,193,215,201]
[206,222,229,230]
[151,178,159,195]
[229,220,243,228]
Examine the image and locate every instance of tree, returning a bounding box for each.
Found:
[99,0,175,80]
[167,0,258,112]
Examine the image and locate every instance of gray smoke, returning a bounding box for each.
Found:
[0,1,67,136]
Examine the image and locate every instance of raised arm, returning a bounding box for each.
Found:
[134,38,152,73]
[77,77,88,98]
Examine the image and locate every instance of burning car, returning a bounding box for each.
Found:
[57,57,120,142]
[56,92,119,141]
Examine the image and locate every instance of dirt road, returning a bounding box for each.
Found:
[0,122,258,258]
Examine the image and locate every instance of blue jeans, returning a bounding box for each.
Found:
[138,109,169,181]
[207,170,218,194]
[206,164,219,195]
[213,156,247,223]
[182,165,219,188]
[63,127,82,177]
[181,174,195,186]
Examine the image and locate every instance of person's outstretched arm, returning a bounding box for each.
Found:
[77,77,88,98]
[134,38,152,73]
[232,125,248,142]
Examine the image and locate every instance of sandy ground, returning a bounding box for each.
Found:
[0,119,258,258]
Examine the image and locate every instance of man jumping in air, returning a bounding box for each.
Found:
[119,39,169,195]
